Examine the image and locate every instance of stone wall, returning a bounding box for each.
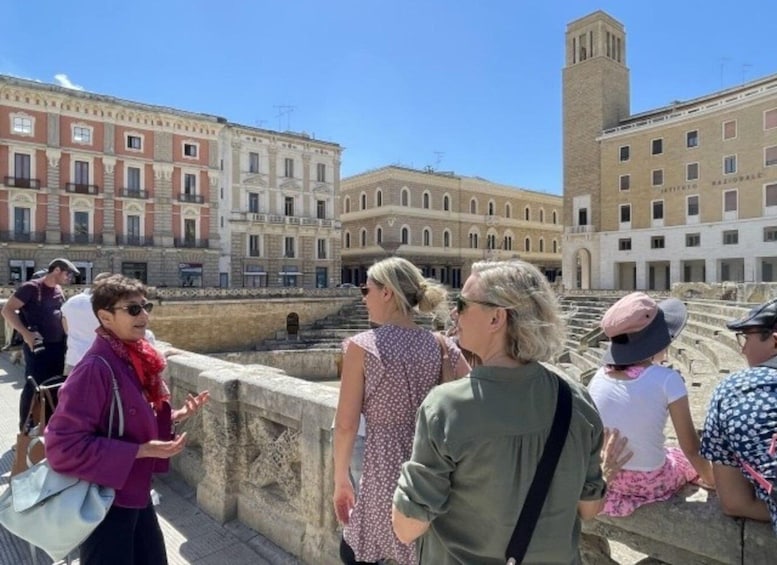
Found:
[214,349,342,381]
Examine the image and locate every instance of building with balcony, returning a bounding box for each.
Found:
[0,74,223,286]
[563,11,777,289]
[219,124,342,288]
[340,166,562,288]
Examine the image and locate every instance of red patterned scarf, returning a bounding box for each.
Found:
[96,326,170,410]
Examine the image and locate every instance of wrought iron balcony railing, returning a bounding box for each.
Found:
[116,235,154,246]
[3,176,40,189]
[0,231,46,243]
[178,193,204,204]
[174,238,209,248]
[65,183,100,195]
[120,188,148,199]
[61,233,103,244]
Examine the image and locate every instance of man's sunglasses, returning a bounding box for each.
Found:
[454,295,500,314]
[111,302,154,316]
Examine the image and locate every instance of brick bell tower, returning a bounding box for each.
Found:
[562,10,630,289]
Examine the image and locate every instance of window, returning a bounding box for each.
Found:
[444,231,450,248]
[504,235,512,250]
[249,193,260,213]
[620,204,631,223]
[183,143,198,158]
[652,169,663,186]
[686,233,700,247]
[317,239,327,259]
[687,163,699,181]
[652,200,664,220]
[423,229,431,246]
[524,237,531,252]
[488,202,495,216]
[651,236,665,249]
[687,195,699,216]
[723,120,736,140]
[723,230,739,245]
[724,190,738,212]
[316,163,326,182]
[765,108,777,130]
[578,208,588,225]
[619,175,630,191]
[126,215,140,240]
[184,219,196,244]
[14,153,30,179]
[469,232,478,249]
[618,238,632,251]
[539,209,544,223]
[360,193,366,210]
[345,232,350,248]
[402,190,409,206]
[127,135,142,150]
[651,138,663,155]
[74,161,90,185]
[552,239,558,253]
[486,233,496,250]
[376,227,383,244]
[505,203,511,218]
[249,235,260,257]
[284,158,294,178]
[74,211,90,242]
[552,210,558,224]
[316,200,326,219]
[284,196,294,216]
[344,197,350,213]
[284,236,295,257]
[249,152,260,173]
[470,199,477,214]
[766,183,777,207]
[184,173,196,194]
[13,207,30,236]
[73,126,91,144]
[764,227,777,242]
[12,116,32,135]
[765,146,777,167]
[401,227,409,245]
[127,167,141,191]
[619,145,630,161]
[724,155,737,174]
[423,192,430,209]
[376,190,383,207]
[443,195,450,211]
[524,207,530,221]
[686,130,698,148]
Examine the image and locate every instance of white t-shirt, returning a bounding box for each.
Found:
[588,364,688,471]
[61,289,99,367]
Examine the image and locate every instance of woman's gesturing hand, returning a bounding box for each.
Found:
[137,432,188,459]
[333,480,356,525]
[601,427,633,483]
[172,390,210,424]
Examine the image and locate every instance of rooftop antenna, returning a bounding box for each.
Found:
[273,105,296,131]
[433,151,445,169]
[741,63,753,84]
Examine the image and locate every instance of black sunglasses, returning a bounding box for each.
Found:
[111,302,154,316]
[360,285,370,297]
[455,295,500,314]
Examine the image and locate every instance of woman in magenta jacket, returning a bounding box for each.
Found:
[45,274,209,564]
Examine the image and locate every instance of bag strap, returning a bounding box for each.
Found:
[505,375,573,565]
[433,332,455,384]
[94,355,124,438]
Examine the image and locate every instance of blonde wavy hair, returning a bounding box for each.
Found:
[367,257,449,320]
[470,260,565,363]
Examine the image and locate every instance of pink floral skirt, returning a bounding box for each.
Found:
[601,447,698,517]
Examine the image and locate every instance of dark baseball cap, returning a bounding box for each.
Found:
[48,257,79,275]
[726,299,777,331]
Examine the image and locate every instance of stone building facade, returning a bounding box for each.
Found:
[219,125,342,288]
[340,166,562,288]
[563,10,777,290]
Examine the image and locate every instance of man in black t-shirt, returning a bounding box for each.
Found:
[2,258,79,430]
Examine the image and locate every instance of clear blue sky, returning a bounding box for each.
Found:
[2,1,775,194]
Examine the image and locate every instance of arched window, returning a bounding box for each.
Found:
[401,189,409,207]
[539,208,545,223]
[443,230,451,247]
[487,233,496,249]
[552,210,558,224]
[524,206,530,221]
[344,197,350,214]
[401,227,409,244]
[503,235,513,251]
[505,203,512,218]
[360,193,366,210]
[345,231,351,248]
[376,227,383,244]
[423,228,431,246]
[423,192,430,209]
[524,237,531,252]
[360,229,367,247]
[443,195,450,211]
[470,198,477,214]
[469,232,479,249]
[488,201,495,216]
[376,190,383,207]
[552,239,558,253]
[539,238,545,252]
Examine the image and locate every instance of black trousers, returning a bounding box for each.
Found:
[80,500,168,565]
[19,341,66,430]
[339,537,379,565]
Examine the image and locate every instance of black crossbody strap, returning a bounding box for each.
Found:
[505,376,573,564]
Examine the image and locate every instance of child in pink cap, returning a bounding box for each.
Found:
[588,292,714,516]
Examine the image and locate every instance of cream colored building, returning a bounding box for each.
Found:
[563,10,777,289]
[340,166,562,288]
[219,125,342,288]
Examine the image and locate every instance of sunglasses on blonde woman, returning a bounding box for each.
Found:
[360,285,370,297]
[111,302,154,316]
[455,294,500,314]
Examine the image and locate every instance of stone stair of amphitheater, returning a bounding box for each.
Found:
[254,299,439,351]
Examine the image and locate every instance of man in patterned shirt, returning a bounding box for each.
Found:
[701,298,777,532]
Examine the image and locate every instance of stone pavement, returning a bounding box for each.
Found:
[0,352,302,565]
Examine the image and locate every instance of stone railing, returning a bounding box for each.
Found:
[163,349,342,565]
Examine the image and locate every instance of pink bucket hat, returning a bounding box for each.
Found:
[600,292,688,365]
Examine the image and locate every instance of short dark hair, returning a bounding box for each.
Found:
[91,274,147,318]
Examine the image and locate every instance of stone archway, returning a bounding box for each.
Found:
[575,248,592,290]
